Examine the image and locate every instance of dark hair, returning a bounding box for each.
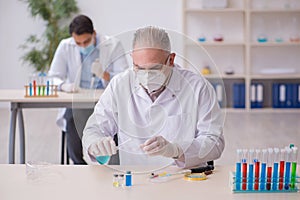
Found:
[69,15,94,35]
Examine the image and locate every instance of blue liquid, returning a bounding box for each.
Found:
[96,155,110,165]
[284,162,291,190]
[29,83,32,96]
[272,162,279,190]
[248,164,254,190]
[257,37,268,43]
[125,171,132,186]
[236,162,241,190]
[198,37,206,42]
[46,81,50,96]
[260,163,267,190]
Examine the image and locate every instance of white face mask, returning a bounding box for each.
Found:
[136,59,172,92]
[79,37,95,55]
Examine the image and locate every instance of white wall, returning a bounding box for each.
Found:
[0,0,182,90]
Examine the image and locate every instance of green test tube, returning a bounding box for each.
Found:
[291,147,298,189]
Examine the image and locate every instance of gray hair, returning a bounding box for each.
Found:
[132,26,171,53]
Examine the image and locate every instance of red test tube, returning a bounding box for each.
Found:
[242,149,248,190]
[254,149,261,190]
[279,148,285,190]
[266,148,273,190]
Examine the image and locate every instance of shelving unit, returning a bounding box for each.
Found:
[182,0,300,111]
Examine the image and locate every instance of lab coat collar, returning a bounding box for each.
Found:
[132,64,183,104]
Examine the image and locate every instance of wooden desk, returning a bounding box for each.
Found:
[0,89,103,164]
[0,165,299,200]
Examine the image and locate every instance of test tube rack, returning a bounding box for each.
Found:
[230,145,299,193]
[24,84,58,98]
[230,172,299,193]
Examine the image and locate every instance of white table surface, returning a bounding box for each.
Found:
[0,164,299,200]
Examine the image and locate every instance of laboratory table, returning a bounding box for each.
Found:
[0,89,103,164]
[0,164,299,200]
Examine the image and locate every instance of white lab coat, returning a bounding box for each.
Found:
[82,65,225,168]
[48,34,128,131]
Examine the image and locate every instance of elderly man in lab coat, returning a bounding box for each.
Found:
[48,15,128,164]
[82,26,225,168]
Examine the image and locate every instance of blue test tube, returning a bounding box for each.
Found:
[272,148,280,191]
[46,80,50,96]
[284,147,292,190]
[29,82,33,96]
[248,149,254,191]
[260,149,267,190]
[235,149,242,191]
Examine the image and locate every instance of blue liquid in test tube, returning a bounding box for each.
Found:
[46,80,50,96]
[29,83,32,96]
[260,149,267,190]
[284,148,292,190]
[248,164,254,190]
[273,162,279,190]
[235,149,242,191]
[248,149,254,191]
[272,148,280,191]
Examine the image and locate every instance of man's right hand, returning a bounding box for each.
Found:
[88,137,117,157]
[61,83,78,93]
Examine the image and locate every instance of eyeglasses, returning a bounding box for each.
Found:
[133,63,164,71]
[133,55,170,71]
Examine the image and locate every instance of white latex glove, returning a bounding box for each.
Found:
[88,137,117,157]
[140,136,182,158]
[61,83,78,93]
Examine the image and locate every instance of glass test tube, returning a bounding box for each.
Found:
[291,147,298,189]
[273,148,280,190]
[260,149,268,190]
[248,149,255,190]
[242,149,248,190]
[254,149,261,190]
[235,149,242,190]
[266,148,273,190]
[279,148,286,190]
[284,148,292,190]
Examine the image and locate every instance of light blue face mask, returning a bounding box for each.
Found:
[79,41,95,55]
